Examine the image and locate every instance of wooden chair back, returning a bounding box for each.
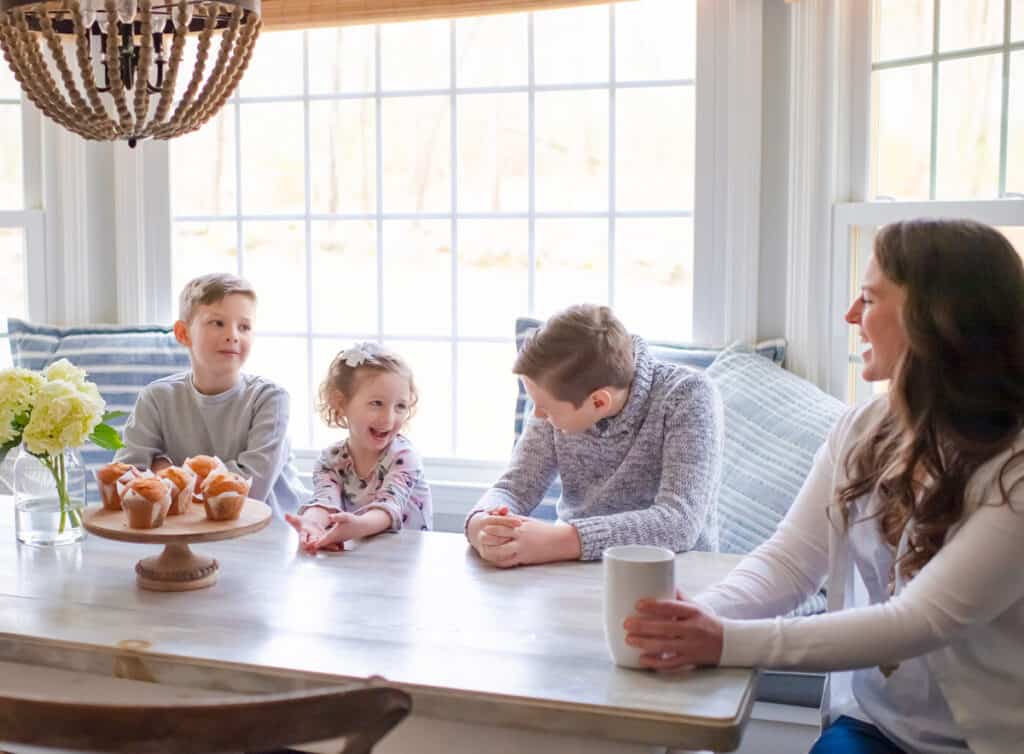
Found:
[0,684,411,754]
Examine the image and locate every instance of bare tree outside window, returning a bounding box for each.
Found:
[169,0,697,461]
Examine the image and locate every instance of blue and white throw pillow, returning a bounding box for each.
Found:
[707,343,846,616]
[6,318,191,498]
[706,342,845,557]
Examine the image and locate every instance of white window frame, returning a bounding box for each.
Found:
[826,2,1024,404]
[1,100,46,352]
[869,0,1024,201]
[118,1,763,506]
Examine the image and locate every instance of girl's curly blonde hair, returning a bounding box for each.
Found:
[317,343,419,429]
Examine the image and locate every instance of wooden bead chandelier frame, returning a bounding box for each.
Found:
[0,0,260,146]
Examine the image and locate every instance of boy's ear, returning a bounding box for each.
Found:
[590,388,612,414]
[172,320,191,348]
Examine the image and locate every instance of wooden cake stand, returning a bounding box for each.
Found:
[82,500,272,592]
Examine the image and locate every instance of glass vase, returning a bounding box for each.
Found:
[12,446,87,547]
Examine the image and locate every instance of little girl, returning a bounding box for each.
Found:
[285,342,432,553]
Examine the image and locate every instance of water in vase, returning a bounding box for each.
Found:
[15,496,86,546]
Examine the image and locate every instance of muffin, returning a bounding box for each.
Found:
[121,477,173,529]
[202,472,251,522]
[95,462,137,511]
[184,455,225,504]
[157,465,197,516]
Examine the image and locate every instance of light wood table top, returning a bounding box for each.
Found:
[0,498,755,751]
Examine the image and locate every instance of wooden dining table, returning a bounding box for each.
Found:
[0,497,756,753]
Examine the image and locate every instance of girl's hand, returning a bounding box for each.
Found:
[312,511,366,551]
[284,511,337,554]
[623,589,724,670]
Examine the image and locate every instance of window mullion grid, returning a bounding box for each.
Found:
[175,209,692,223]
[234,90,245,276]
[527,12,536,316]
[929,0,940,200]
[999,0,1012,197]
[449,18,459,457]
[375,24,385,343]
[303,30,316,449]
[873,1,1020,201]
[608,2,616,308]
[871,42,1022,70]
[221,79,691,105]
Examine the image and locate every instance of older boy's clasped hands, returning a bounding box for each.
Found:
[469,506,582,567]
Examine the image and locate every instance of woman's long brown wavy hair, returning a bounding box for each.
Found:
[838,219,1024,580]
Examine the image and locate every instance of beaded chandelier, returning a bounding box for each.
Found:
[0,0,260,146]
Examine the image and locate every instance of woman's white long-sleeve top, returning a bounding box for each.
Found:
[697,396,1024,754]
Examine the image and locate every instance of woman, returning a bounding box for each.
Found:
[624,219,1024,754]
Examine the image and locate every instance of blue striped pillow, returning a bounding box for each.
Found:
[6,318,191,500]
[706,343,845,555]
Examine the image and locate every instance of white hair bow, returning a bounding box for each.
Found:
[341,342,375,368]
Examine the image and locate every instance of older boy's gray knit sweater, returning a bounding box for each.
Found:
[471,338,723,560]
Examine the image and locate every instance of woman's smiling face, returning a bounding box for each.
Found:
[845,255,909,382]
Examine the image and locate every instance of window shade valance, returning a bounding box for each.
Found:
[260,0,631,32]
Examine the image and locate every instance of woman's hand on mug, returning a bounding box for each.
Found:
[623,589,724,670]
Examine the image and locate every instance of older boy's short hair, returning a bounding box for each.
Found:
[178,273,257,323]
[514,304,634,407]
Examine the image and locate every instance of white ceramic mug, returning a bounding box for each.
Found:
[603,544,676,668]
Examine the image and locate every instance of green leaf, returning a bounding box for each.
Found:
[89,423,124,451]
[102,410,127,422]
[0,437,21,465]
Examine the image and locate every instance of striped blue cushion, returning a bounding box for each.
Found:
[706,343,845,555]
[6,318,191,501]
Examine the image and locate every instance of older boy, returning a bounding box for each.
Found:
[115,273,304,516]
[466,304,723,567]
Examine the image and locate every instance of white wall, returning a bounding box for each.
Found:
[757,0,791,341]
[38,130,120,324]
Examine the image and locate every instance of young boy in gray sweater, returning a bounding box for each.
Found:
[466,304,723,566]
[115,273,305,516]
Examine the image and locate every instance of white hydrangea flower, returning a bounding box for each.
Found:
[22,378,106,457]
[44,358,89,387]
[0,368,44,445]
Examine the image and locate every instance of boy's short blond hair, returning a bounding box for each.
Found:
[514,304,635,407]
[178,273,257,323]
